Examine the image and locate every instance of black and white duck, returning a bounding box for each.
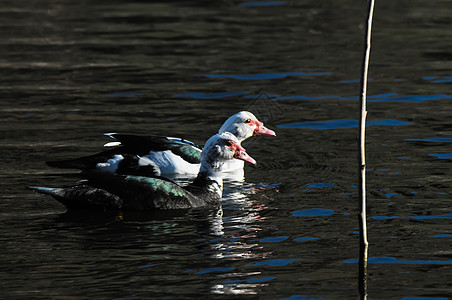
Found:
[29,132,256,211]
[46,111,275,177]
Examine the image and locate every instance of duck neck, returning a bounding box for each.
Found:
[188,162,224,199]
[201,163,223,193]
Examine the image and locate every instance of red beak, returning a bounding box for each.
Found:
[254,120,276,136]
[232,143,256,165]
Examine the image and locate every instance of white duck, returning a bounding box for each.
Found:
[46,111,275,178]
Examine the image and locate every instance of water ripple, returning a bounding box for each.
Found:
[245,258,302,267]
[301,182,335,191]
[369,94,452,103]
[197,267,236,274]
[432,234,452,238]
[344,256,452,265]
[204,72,331,80]
[409,214,452,220]
[283,296,333,300]
[293,237,318,242]
[106,92,145,97]
[175,91,250,99]
[240,1,286,7]
[292,208,334,217]
[224,276,276,283]
[273,93,452,103]
[402,297,448,300]
[260,236,289,242]
[372,216,399,220]
[277,119,412,129]
[424,76,452,83]
[405,138,452,143]
[428,153,452,159]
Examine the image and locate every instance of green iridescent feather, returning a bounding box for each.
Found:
[124,176,188,198]
[167,143,201,164]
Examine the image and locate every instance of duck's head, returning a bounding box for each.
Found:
[201,132,256,172]
[218,111,276,142]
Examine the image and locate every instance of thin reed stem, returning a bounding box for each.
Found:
[358,0,375,298]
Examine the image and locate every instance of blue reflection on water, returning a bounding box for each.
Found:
[210,237,224,242]
[293,237,318,242]
[405,138,452,143]
[301,182,335,191]
[303,182,335,188]
[429,153,452,159]
[424,75,452,83]
[369,94,452,102]
[175,91,249,99]
[344,256,452,265]
[410,214,452,220]
[340,78,374,83]
[196,267,235,274]
[385,193,398,198]
[277,119,411,129]
[276,95,343,101]
[204,72,331,80]
[432,234,452,238]
[292,208,334,217]
[245,258,302,267]
[274,93,452,103]
[240,1,286,6]
[244,93,281,99]
[260,236,289,242]
[138,264,155,269]
[372,216,399,220]
[402,297,449,300]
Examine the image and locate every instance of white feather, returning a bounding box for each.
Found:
[96,155,124,173]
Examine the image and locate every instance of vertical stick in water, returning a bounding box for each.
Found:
[358,0,375,297]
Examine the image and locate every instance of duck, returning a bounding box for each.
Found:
[29,132,257,211]
[46,111,275,177]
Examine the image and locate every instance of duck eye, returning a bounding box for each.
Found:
[244,118,251,124]
[224,140,233,147]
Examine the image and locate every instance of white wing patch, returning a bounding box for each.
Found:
[96,154,124,173]
[146,150,200,175]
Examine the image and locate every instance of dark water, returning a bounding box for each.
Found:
[1,0,451,298]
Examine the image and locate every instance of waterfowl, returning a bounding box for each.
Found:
[29,132,256,211]
[46,111,275,177]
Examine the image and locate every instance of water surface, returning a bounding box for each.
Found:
[1,0,451,298]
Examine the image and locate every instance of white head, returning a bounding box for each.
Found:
[218,111,276,142]
[200,132,256,175]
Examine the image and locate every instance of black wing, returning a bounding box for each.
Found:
[46,134,202,171]
[28,185,123,210]
[110,134,202,164]
[86,173,198,210]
